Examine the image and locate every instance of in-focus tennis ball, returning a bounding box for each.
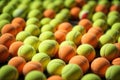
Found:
[32,52,51,70]
[0,44,9,63]
[0,33,16,48]
[43,9,56,19]
[81,33,98,48]
[0,13,12,21]
[25,24,40,36]
[23,61,43,75]
[112,57,120,65]
[47,59,66,75]
[9,41,23,57]
[24,36,40,51]
[91,57,110,77]
[62,64,83,80]
[25,70,46,80]
[54,30,67,43]
[8,56,26,74]
[16,31,31,42]
[18,44,36,61]
[77,44,96,62]
[0,20,10,32]
[66,30,82,45]
[81,73,101,80]
[69,55,89,73]
[111,22,120,32]
[78,19,92,32]
[39,31,55,42]
[38,40,59,57]
[100,43,119,61]
[47,75,63,80]
[0,65,19,80]
[105,65,120,80]
[58,45,76,63]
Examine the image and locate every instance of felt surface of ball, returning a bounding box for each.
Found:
[112,58,120,65]
[47,75,63,80]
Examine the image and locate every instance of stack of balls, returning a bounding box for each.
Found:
[0,0,120,80]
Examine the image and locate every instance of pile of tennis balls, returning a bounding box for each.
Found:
[0,0,120,80]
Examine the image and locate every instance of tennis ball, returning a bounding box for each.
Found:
[0,33,16,48]
[92,12,106,22]
[93,19,108,31]
[47,59,66,75]
[112,58,120,65]
[75,0,86,7]
[0,13,12,21]
[107,15,120,26]
[95,4,108,14]
[27,9,42,19]
[9,41,23,57]
[64,0,76,8]
[54,30,67,43]
[25,24,40,36]
[58,45,76,62]
[108,11,120,18]
[1,24,17,36]
[114,43,120,54]
[87,0,97,8]
[81,33,98,48]
[0,20,10,32]
[18,44,36,61]
[100,43,119,61]
[26,17,40,27]
[87,27,103,39]
[81,73,101,80]
[69,55,89,73]
[60,8,70,16]
[77,44,96,62]
[82,4,94,11]
[0,65,19,80]
[49,18,61,28]
[43,9,56,19]
[54,0,64,9]
[66,30,82,45]
[23,61,43,75]
[32,52,51,70]
[43,0,52,9]
[58,22,73,33]
[38,40,59,57]
[39,31,55,42]
[78,19,92,32]
[2,4,14,15]
[0,44,9,63]
[79,10,90,19]
[72,25,86,35]
[23,36,40,51]
[25,70,46,80]
[105,65,120,80]
[55,13,68,22]
[110,4,120,12]
[8,56,26,74]
[16,31,31,41]
[91,57,110,77]
[40,18,51,26]
[11,17,26,30]
[111,22,120,32]
[62,64,83,80]
[30,1,43,10]
[46,3,59,13]
[47,75,63,80]
[12,23,23,34]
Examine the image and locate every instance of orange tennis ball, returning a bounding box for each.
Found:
[95,5,108,14]
[8,56,26,75]
[47,75,63,80]
[112,57,120,65]
[0,44,9,63]
[70,7,80,20]
[23,61,43,75]
[0,33,16,48]
[69,55,89,73]
[9,41,23,57]
[43,9,56,19]
[11,17,26,30]
[91,57,110,77]
[78,19,92,32]
[12,23,23,34]
[58,45,76,63]
[58,22,73,33]
[114,43,120,55]
[110,5,120,12]
[1,24,17,36]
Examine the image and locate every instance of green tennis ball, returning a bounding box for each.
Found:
[105,65,120,80]
[40,18,51,26]
[100,43,119,61]
[54,0,64,9]
[0,20,10,32]
[25,70,46,80]
[55,13,68,22]
[92,12,106,22]
[60,8,70,15]
[82,4,94,11]
[47,59,66,75]
[16,31,31,41]
[87,0,97,9]
[18,44,36,61]
[93,19,108,31]
[62,64,83,80]
[0,13,12,21]
[108,11,120,18]
[111,22,120,32]
[81,73,101,80]
[107,15,120,26]
[98,0,110,7]
[64,0,76,8]
[43,0,52,9]
[46,3,58,12]
[66,30,82,45]
[38,40,59,57]
[23,36,40,51]
[30,1,43,10]
[49,18,61,27]
[77,44,96,62]
[39,31,55,41]
[2,5,14,15]
[0,65,19,80]
[25,24,40,36]
[32,52,51,70]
